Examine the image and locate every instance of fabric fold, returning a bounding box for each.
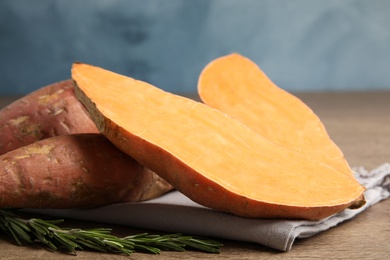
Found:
[26,163,390,251]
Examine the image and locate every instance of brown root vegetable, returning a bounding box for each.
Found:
[0,133,173,209]
[72,62,365,220]
[0,80,98,154]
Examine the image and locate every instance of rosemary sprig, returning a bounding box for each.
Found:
[0,209,222,255]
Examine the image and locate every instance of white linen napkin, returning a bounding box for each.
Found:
[27,163,390,251]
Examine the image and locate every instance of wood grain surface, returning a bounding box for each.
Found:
[0,91,389,259]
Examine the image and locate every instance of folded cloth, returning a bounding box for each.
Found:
[27,163,390,251]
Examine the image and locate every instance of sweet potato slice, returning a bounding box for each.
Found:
[0,80,98,155]
[72,62,365,220]
[198,53,353,177]
[0,133,173,208]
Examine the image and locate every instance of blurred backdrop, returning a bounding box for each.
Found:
[1,0,390,95]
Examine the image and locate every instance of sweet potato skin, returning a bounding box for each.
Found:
[0,134,173,209]
[87,108,358,220]
[0,80,98,154]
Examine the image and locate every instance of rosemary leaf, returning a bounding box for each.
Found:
[8,221,33,243]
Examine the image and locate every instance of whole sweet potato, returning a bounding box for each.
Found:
[0,80,98,154]
[0,133,173,209]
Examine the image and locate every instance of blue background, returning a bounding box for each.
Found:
[1,0,390,95]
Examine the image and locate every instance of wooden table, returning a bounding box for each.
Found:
[1,91,389,259]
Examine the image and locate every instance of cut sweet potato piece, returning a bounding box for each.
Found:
[72,62,365,220]
[198,53,352,177]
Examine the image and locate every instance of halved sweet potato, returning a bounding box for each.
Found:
[72,62,365,220]
[198,54,353,177]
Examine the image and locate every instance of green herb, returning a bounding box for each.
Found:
[0,209,222,255]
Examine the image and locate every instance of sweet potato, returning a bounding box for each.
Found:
[0,80,98,154]
[72,62,365,220]
[0,133,173,209]
[198,53,352,176]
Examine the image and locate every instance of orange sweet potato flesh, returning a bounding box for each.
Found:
[72,62,365,220]
[198,53,352,177]
[0,80,98,155]
[0,133,173,208]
